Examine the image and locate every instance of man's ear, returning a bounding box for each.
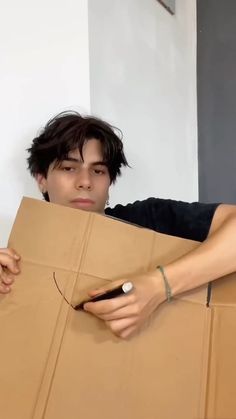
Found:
[35,174,47,194]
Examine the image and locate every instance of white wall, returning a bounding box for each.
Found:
[0,0,90,245]
[88,0,198,207]
[0,0,197,245]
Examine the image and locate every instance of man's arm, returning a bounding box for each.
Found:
[208,203,236,235]
[162,204,236,296]
[85,204,236,338]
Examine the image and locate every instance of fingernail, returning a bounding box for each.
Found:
[14,254,20,260]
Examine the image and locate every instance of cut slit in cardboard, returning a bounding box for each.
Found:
[0,197,236,419]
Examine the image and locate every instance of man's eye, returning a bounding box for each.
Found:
[93,169,105,175]
[62,166,75,172]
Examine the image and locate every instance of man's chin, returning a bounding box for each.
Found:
[69,202,93,211]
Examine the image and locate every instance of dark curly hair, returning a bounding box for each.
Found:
[27,111,129,201]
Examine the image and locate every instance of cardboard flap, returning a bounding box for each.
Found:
[8,197,91,272]
[1,197,236,419]
[211,273,236,305]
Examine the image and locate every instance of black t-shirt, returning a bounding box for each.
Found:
[105,198,220,242]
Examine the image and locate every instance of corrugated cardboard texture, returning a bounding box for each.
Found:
[0,197,235,419]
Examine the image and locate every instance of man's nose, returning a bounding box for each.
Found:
[75,169,92,190]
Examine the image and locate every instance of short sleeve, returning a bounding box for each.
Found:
[105,198,220,242]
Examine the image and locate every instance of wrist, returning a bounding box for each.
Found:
[148,269,168,306]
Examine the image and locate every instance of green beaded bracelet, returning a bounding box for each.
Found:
[157,265,172,302]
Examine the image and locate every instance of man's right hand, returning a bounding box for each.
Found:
[0,248,21,294]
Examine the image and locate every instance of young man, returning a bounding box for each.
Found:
[2,112,236,338]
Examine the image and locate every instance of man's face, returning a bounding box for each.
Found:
[36,139,110,214]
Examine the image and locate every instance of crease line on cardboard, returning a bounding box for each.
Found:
[31,273,74,419]
[200,307,215,419]
[36,213,93,418]
[147,231,158,272]
[19,259,80,274]
[32,215,92,418]
[76,214,94,275]
[22,258,117,283]
[206,282,212,307]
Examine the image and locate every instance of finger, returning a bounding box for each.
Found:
[0,270,15,285]
[87,279,125,297]
[0,248,20,260]
[119,326,137,339]
[0,254,20,274]
[106,317,137,336]
[98,304,140,321]
[84,293,135,316]
[0,283,11,294]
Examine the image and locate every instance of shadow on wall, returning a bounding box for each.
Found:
[157,0,175,15]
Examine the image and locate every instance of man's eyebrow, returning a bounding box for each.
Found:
[63,157,107,166]
[63,157,81,163]
[90,161,107,166]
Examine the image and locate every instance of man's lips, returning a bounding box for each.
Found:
[70,198,95,206]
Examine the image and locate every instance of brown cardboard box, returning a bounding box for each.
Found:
[0,197,235,419]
